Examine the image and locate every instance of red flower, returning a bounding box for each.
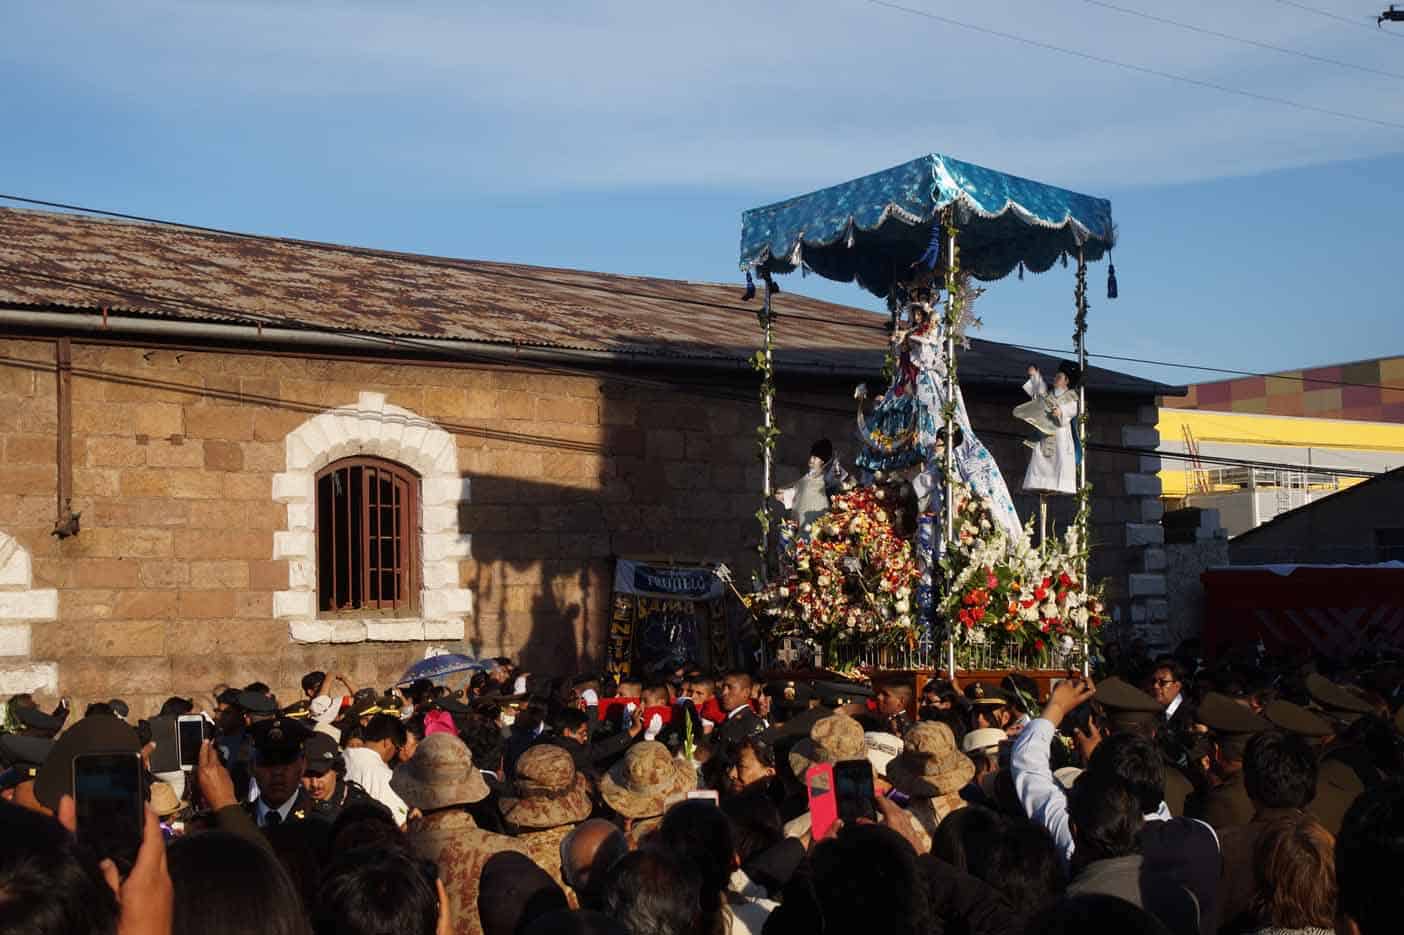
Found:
[1041,577,1052,589]
[1033,639,1045,651]
[1033,586,1047,601]
[1058,573,1072,588]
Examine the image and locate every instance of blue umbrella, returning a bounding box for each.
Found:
[396,653,490,687]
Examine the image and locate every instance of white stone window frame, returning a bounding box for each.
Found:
[0,531,60,695]
[272,392,472,643]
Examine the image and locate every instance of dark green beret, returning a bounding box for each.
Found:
[1095,677,1162,714]
[1198,692,1270,736]
[1305,674,1374,715]
[1262,700,1332,738]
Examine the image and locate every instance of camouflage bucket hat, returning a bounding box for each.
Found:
[389,733,489,811]
[886,722,976,798]
[788,712,867,780]
[501,743,593,830]
[599,741,695,820]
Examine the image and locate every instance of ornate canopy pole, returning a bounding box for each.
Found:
[754,277,778,586]
[942,220,960,678]
[1074,249,1091,676]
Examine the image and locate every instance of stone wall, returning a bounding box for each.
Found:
[0,335,1162,712]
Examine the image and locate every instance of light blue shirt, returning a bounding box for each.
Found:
[1010,718,1173,869]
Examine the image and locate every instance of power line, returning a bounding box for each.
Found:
[868,0,1404,130]
[1271,0,1404,37]
[1081,0,1404,80]
[6,192,1404,395]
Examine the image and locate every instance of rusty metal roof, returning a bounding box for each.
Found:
[0,206,1170,394]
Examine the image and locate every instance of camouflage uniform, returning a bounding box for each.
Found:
[404,809,529,935]
[501,744,596,907]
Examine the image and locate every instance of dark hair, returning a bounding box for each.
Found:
[478,852,568,935]
[460,715,506,774]
[1060,700,1110,747]
[361,714,408,747]
[659,802,734,935]
[1243,730,1317,809]
[1086,732,1164,814]
[244,681,271,694]
[1337,778,1404,935]
[930,804,1004,874]
[720,785,784,866]
[1067,770,1143,864]
[328,800,400,853]
[406,679,435,707]
[168,830,311,935]
[159,696,195,717]
[721,671,754,691]
[83,702,114,718]
[1252,816,1335,930]
[531,909,629,935]
[980,817,1064,921]
[810,824,932,935]
[313,845,438,935]
[301,672,326,695]
[1151,656,1185,685]
[552,708,590,734]
[810,439,834,462]
[601,848,703,935]
[1026,894,1172,935]
[0,800,119,935]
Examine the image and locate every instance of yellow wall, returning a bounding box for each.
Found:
[1157,409,1404,498]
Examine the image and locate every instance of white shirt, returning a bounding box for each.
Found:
[727,704,753,720]
[1164,694,1183,720]
[344,746,409,826]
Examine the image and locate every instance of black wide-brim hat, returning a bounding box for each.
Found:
[1057,360,1083,389]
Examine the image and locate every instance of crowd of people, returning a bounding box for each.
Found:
[3,645,1404,935]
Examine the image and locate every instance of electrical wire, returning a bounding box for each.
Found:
[1080,0,1404,80]
[5,193,1404,396]
[868,0,1404,130]
[1271,0,1404,37]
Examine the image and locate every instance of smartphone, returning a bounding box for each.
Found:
[833,759,878,825]
[806,763,839,842]
[687,790,720,806]
[177,715,205,769]
[73,752,146,872]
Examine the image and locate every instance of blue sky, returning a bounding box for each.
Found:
[3,0,1402,388]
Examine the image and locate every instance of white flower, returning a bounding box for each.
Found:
[1072,607,1089,626]
[1041,601,1057,618]
[895,598,911,614]
[1019,606,1039,622]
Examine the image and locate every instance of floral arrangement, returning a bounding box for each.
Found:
[753,486,921,651]
[940,481,1105,660]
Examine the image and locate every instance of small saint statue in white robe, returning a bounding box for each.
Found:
[1019,361,1081,496]
[774,438,850,536]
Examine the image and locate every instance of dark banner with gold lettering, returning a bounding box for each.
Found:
[608,559,727,678]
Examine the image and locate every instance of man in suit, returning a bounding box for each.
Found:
[715,671,764,747]
[246,717,324,828]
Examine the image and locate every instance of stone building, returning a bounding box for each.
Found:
[0,207,1174,710]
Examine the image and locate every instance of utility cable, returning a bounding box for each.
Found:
[869,0,1404,130]
[1271,0,1404,37]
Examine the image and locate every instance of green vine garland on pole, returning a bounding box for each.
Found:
[752,282,779,582]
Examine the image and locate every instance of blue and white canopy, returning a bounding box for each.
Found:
[740,154,1115,299]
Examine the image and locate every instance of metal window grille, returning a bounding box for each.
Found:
[315,458,419,616]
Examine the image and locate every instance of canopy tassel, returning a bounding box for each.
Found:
[915,225,942,269]
[742,271,756,301]
[1017,261,1025,281]
[1106,255,1118,299]
[762,271,780,295]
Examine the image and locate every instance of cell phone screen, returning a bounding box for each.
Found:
[832,759,877,825]
[74,752,145,871]
[178,717,205,768]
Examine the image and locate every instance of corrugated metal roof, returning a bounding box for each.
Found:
[0,206,1171,394]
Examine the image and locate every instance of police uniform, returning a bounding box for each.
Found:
[1091,677,1196,817]
[1192,692,1268,831]
[1263,699,1361,836]
[0,734,52,807]
[245,718,325,828]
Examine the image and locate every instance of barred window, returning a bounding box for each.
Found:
[316,458,419,616]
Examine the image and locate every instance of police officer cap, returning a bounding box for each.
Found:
[1305,673,1374,715]
[250,717,312,765]
[1262,700,1332,738]
[301,732,342,775]
[1094,677,1162,714]
[764,679,815,708]
[1198,692,1270,736]
[237,691,279,716]
[0,735,52,790]
[965,681,1012,707]
[811,680,873,708]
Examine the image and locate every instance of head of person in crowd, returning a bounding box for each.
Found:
[961,727,1005,782]
[159,696,195,718]
[300,732,344,803]
[1243,729,1317,811]
[1085,732,1165,815]
[725,734,778,796]
[168,830,311,935]
[313,845,448,935]
[964,681,1013,730]
[600,741,696,836]
[931,803,1005,874]
[489,657,515,687]
[360,713,409,766]
[1198,692,1270,780]
[1148,656,1186,711]
[1090,677,1163,739]
[0,799,119,935]
[552,707,591,746]
[1067,769,1143,869]
[1058,697,1110,766]
[640,684,669,709]
[1249,816,1335,935]
[390,733,490,818]
[251,718,311,811]
[886,721,975,829]
[659,801,735,935]
[686,677,716,707]
[1337,778,1404,935]
[502,743,592,833]
[873,679,913,720]
[720,785,785,879]
[1027,894,1173,935]
[561,818,630,911]
[460,713,507,777]
[602,847,704,935]
[300,671,325,701]
[328,800,401,853]
[810,823,933,935]
[719,671,755,715]
[478,851,569,935]
[787,711,866,782]
[33,709,142,813]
